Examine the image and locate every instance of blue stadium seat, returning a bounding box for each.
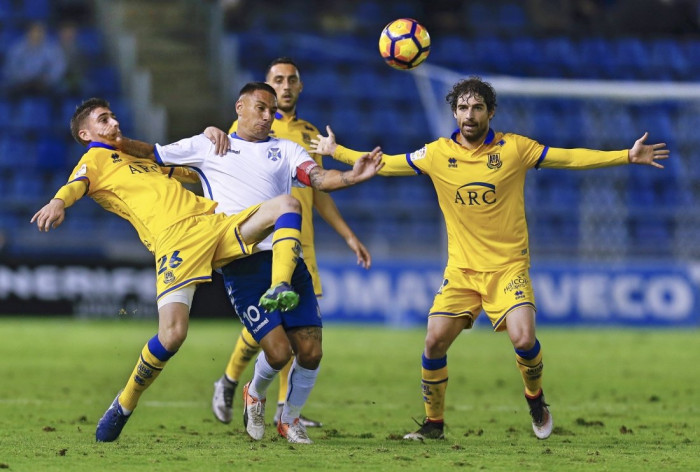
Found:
[379,70,414,102]
[87,65,121,96]
[302,70,340,99]
[0,100,11,129]
[0,0,14,22]
[682,40,700,79]
[509,37,545,76]
[330,105,365,137]
[94,97,132,136]
[0,135,37,169]
[430,36,467,69]
[543,38,578,77]
[77,27,104,59]
[531,108,559,144]
[630,216,671,248]
[9,174,44,202]
[12,97,53,133]
[58,97,80,128]
[0,210,18,233]
[649,39,688,80]
[466,3,500,36]
[36,136,69,170]
[576,37,616,78]
[614,39,648,79]
[346,70,383,100]
[498,3,528,36]
[100,216,136,239]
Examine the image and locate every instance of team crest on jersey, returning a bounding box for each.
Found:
[487,153,502,169]
[448,157,457,168]
[409,146,427,162]
[267,147,281,161]
[163,270,175,285]
[111,152,121,163]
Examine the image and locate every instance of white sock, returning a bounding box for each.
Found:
[281,360,319,424]
[249,353,279,400]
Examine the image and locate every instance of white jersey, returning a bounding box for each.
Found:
[155,133,315,250]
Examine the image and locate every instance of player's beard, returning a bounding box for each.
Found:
[460,122,487,145]
[277,99,296,115]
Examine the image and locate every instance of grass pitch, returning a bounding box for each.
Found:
[0,317,698,471]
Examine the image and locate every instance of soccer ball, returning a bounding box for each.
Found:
[378,18,431,70]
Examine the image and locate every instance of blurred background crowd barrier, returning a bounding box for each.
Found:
[1,0,699,325]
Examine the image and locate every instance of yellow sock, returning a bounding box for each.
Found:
[224,328,260,382]
[421,354,448,422]
[515,339,544,397]
[277,357,294,404]
[119,335,174,412]
[271,213,302,285]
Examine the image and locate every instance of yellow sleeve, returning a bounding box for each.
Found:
[161,166,200,184]
[335,145,417,176]
[539,147,629,170]
[53,180,88,208]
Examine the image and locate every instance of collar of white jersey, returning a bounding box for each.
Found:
[229,132,272,142]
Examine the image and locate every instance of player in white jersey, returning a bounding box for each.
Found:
[111,82,383,444]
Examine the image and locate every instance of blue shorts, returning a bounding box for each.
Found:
[221,251,321,343]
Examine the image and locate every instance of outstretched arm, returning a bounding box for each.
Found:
[628,132,669,169]
[30,179,88,232]
[311,126,418,176]
[31,199,66,232]
[306,147,384,191]
[542,132,669,170]
[313,189,371,269]
[99,124,230,161]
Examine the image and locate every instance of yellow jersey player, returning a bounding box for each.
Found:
[211,57,371,429]
[31,97,308,442]
[310,77,669,440]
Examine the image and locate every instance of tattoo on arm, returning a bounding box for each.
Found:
[309,167,352,190]
[309,166,324,189]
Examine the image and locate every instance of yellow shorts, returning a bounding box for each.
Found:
[154,205,261,301]
[428,262,536,331]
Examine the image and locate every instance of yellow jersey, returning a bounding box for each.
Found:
[334,129,628,271]
[60,142,217,253]
[229,112,323,293]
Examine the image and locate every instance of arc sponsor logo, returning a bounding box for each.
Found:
[454,181,496,206]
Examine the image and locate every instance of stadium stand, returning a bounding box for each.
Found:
[0,1,133,259]
[223,0,699,261]
[3,0,698,263]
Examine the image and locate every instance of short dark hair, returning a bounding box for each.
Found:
[265,57,300,78]
[238,81,277,98]
[70,97,110,146]
[445,77,497,113]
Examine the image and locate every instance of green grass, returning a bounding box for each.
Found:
[0,318,698,471]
